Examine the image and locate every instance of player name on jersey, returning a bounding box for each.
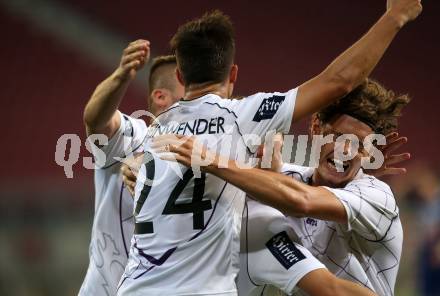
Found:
[147,116,226,137]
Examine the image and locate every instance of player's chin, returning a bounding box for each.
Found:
[320,163,354,187]
[323,174,348,188]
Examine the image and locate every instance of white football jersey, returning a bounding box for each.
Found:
[79,112,146,296]
[281,164,402,296]
[237,198,325,296]
[118,90,297,296]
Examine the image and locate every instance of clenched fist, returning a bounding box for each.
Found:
[387,0,422,27]
[114,39,150,81]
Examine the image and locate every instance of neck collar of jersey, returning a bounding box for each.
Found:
[179,93,222,105]
[281,163,365,186]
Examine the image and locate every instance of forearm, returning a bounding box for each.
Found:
[206,159,311,217]
[322,11,403,94]
[84,70,130,137]
[204,155,346,222]
[339,281,376,296]
[299,270,376,296]
[83,39,150,137]
[293,11,409,123]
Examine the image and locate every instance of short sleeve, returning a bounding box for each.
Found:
[92,111,147,168]
[323,176,399,241]
[235,88,297,137]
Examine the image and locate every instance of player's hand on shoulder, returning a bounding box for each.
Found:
[151,134,198,168]
[121,164,136,196]
[386,0,422,27]
[121,153,144,197]
[114,39,150,82]
[151,134,219,170]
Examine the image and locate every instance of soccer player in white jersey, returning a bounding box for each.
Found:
[125,86,408,296]
[118,1,422,295]
[121,83,381,296]
[240,80,410,296]
[79,48,183,296]
[157,79,410,296]
[282,80,410,295]
[121,72,382,296]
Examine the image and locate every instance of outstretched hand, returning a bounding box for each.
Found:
[365,132,411,178]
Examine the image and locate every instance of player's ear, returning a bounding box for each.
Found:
[176,68,185,86]
[310,114,321,136]
[229,64,238,84]
[151,89,167,108]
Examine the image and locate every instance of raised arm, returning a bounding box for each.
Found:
[292,0,422,123]
[83,39,150,137]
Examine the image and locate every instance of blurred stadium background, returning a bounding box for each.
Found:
[1,0,439,295]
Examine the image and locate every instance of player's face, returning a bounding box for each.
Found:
[314,114,373,187]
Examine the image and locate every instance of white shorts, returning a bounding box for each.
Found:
[238,199,326,295]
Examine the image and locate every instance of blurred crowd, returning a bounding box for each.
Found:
[390,163,440,296]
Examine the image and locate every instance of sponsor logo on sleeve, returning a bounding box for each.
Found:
[252,95,285,122]
[266,231,306,269]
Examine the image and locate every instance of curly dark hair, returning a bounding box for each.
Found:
[316,79,411,134]
[170,10,235,86]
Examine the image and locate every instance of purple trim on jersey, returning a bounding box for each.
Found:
[119,183,129,257]
[244,200,261,287]
[204,102,239,118]
[117,276,129,292]
[155,105,180,118]
[135,242,177,266]
[130,243,177,280]
[100,113,147,170]
[260,285,268,295]
[282,170,310,184]
[133,265,155,280]
[204,102,254,155]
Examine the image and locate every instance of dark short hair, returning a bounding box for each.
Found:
[148,55,177,93]
[170,10,235,86]
[317,79,411,134]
